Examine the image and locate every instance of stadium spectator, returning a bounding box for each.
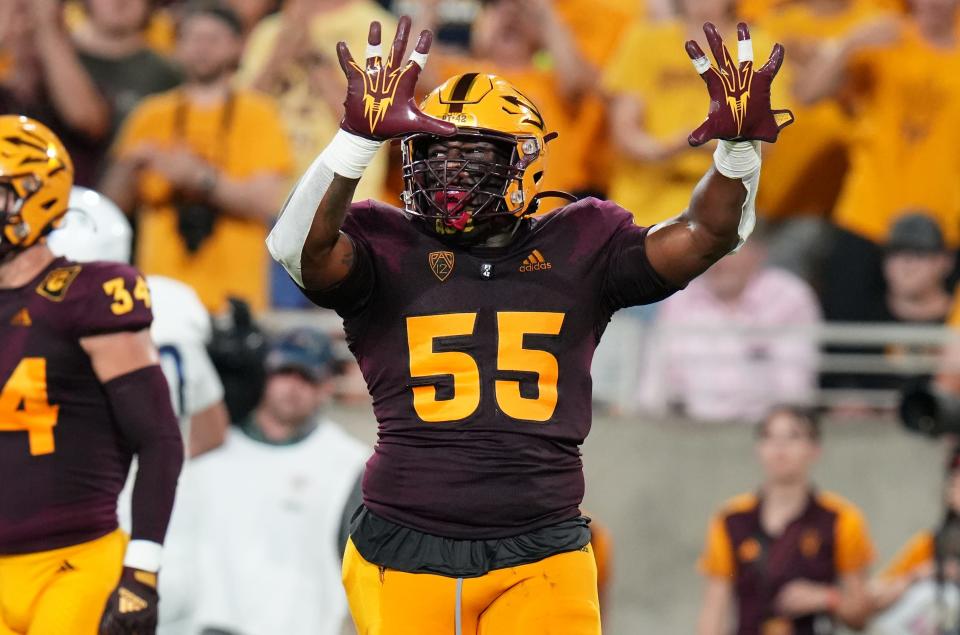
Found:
[224,0,282,36]
[238,0,395,307]
[697,406,875,634]
[796,0,960,323]
[756,0,894,281]
[553,0,642,197]
[757,0,891,221]
[71,0,182,180]
[101,3,293,312]
[880,214,955,325]
[419,0,598,202]
[870,447,960,631]
[159,327,368,635]
[602,0,781,226]
[637,229,821,422]
[0,0,111,187]
[395,0,480,48]
[63,0,179,56]
[237,0,394,201]
[822,213,954,399]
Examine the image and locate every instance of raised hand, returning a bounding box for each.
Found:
[686,22,794,146]
[336,16,456,141]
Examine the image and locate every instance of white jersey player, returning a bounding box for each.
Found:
[48,187,228,454]
[160,328,368,635]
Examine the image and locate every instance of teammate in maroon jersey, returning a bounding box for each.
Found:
[0,115,183,634]
[268,16,793,634]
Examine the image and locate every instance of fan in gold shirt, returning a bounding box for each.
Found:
[796,0,960,321]
[102,5,293,313]
[602,0,785,226]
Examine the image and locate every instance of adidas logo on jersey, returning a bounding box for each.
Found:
[10,308,31,327]
[519,250,551,272]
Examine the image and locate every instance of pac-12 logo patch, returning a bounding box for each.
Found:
[429,251,455,282]
[36,265,81,302]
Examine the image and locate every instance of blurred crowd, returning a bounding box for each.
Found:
[7,0,960,420]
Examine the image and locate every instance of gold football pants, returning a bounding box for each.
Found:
[343,538,602,634]
[0,530,124,634]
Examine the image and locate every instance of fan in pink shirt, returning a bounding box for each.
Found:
[638,231,822,422]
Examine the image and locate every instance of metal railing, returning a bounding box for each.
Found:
[257,309,960,415]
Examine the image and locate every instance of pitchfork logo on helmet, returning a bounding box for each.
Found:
[401,73,559,235]
[0,115,74,260]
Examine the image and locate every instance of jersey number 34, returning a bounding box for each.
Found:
[407,311,564,423]
[0,358,59,455]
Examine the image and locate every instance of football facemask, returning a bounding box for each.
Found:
[402,133,519,236]
[402,74,559,237]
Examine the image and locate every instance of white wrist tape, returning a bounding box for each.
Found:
[124,539,163,572]
[714,140,761,250]
[713,139,760,179]
[319,129,383,179]
[267,130,381,286]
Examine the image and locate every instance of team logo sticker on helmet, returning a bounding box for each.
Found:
[428,251,455,282]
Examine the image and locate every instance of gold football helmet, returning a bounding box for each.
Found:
[401,74,560,234]
[0,115,74,259]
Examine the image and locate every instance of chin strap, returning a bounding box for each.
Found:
[525,190,578,216]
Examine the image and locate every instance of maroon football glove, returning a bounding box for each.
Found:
[686,22,794,146]
[336,16,456,141]
[99,567,159,635]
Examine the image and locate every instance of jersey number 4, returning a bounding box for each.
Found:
[0,358,59,455]
[406,311,564,423]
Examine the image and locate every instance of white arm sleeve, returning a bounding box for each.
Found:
[712,140,761,251]
[266,130,382,287]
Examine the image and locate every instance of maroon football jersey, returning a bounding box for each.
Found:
[0,257,153,554]
[307,198,674,539]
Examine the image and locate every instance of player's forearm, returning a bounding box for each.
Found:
[684,167,749,259]
[685,138,760,256]
[103,365,184,570]
[267,130,381,288]
[298,173,362,284]
[645,164,749,287]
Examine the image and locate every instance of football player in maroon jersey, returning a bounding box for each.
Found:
[0,115,183,635]
[268,17,793,634]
